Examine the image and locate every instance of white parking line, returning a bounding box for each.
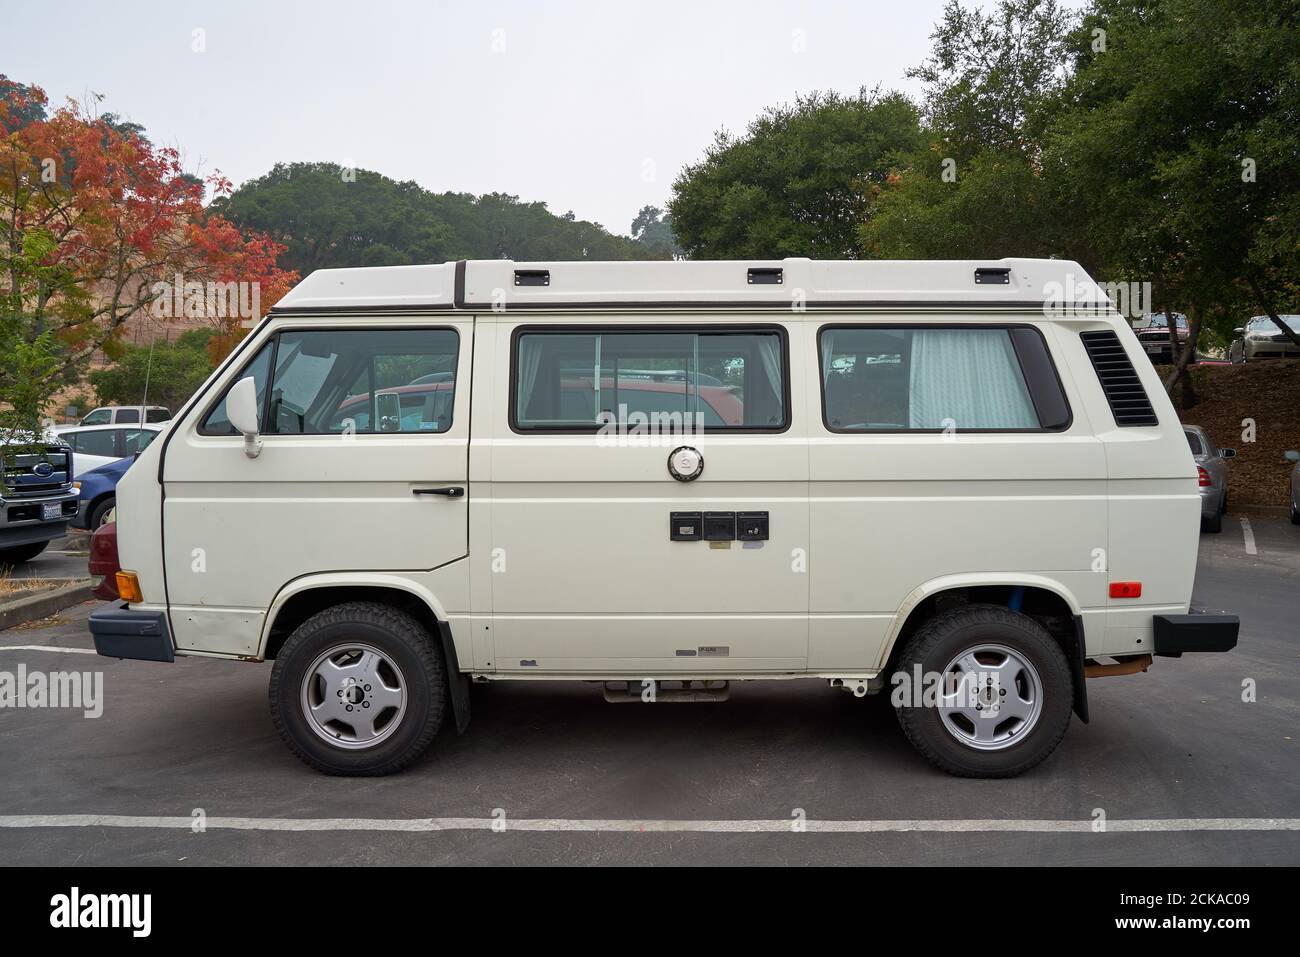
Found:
[0,645,97,655]
[1241,516,1258,555]
[0,814,1296,833]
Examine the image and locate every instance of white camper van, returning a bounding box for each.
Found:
[89,259,1238,777]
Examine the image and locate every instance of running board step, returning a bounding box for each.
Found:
[603,680,730,703]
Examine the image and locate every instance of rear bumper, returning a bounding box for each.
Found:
[89,603,174,662]
[1152,611,1239,657]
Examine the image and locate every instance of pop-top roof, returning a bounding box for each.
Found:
[271,257,1113,313]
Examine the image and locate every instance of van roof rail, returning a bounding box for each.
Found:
[270,258,1117,315]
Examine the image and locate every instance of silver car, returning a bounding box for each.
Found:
[1185,426,1234,533]
[1286,450,1300,525]
[1229,315,1300,362]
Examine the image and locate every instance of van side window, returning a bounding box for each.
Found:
[819,326,1068,432]
[513,329,787,431]
[200,341,274,435]
[268,328,458,435]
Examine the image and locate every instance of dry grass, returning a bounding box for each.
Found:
[0,570,58,601]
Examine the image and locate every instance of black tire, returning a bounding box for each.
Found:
[0,541,48,566]
[1202,509,1222,533]
[88,497,116,530]
[1290,492,1300,526]
[893,604,1073,778]
[269,601,446,775]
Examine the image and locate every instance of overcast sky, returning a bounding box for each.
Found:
[3,0,1043,235]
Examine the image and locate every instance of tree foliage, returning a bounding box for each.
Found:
[669,90,923,259]
[88,328,215,412]
[212,162,669,275]
[0,80,297,442]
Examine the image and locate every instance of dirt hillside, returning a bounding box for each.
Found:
[1177,359,1300,506]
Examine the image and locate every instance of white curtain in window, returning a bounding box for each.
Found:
[908,330,1037,429]
[516,337,545,420]
[820,330,836,382]
[755,334,784,423]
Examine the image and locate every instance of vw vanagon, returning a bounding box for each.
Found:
[88,259,1238,777]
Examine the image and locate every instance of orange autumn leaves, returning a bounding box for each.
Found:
[0,81,298,369]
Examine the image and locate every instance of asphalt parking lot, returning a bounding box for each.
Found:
[0,515,1296,866]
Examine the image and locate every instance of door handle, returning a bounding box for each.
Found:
[413,486,465,497]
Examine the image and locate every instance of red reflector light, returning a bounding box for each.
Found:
[1110,581,1143,599]
[89,521,120,601]
[1197,466,1211,487]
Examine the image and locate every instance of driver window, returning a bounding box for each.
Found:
[268,328,459,435]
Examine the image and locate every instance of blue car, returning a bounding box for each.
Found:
[72,456,133,531]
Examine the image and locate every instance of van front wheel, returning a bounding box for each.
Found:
[269,601,446,775]
[892,604,1073,778]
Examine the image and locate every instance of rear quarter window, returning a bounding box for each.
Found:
[818,325,1069,432]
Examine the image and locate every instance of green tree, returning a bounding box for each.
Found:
[630,206,680,258]
[88,328,216,412]
[669,89,923,259]
[214,163,668,274]
[1045,0,1300,400]
[862,0,1080,260]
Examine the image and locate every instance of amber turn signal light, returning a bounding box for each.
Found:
[115,571,144,604]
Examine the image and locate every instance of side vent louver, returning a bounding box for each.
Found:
[1079,330,1158,426]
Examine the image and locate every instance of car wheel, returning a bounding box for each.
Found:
[1202,509,1223,533]
[89,497,116,530]
[1290,492,1300,526]
[892,604,1073,778]
[0,541,49,566]
[269,601,446,775]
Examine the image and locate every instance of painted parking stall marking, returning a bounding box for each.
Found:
[0,814,1297,833]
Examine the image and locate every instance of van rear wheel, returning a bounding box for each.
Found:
[269,601,446,775]
[892,604,1073,778]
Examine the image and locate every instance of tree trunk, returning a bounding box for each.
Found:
[1162,303,1202,410]
[1247,270,1300,348]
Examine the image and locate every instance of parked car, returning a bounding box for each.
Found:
[57,423,165,477]
[1286,450,1300,525]
[0,435,79,565]
[88,518,120,600]
[72,456,134,531]
[1184,425,1234,533]
[57,405,171,429]
[1131,312,1194,364]
[90,257,1239,779]
[1228,315,1300,363]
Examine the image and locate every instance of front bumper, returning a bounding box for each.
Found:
[1152,611,1239,657]
[0,489,80,545]
[89,603,174,662]
[1244,339,1300,359]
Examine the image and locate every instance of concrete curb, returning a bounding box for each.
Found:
[1229,504,1289,515]
[0,579,94,632]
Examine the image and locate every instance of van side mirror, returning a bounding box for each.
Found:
[226,376,263,459]
[1286,450,1300,463]
[1221,448,1235,458]
[375,392,402,433]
